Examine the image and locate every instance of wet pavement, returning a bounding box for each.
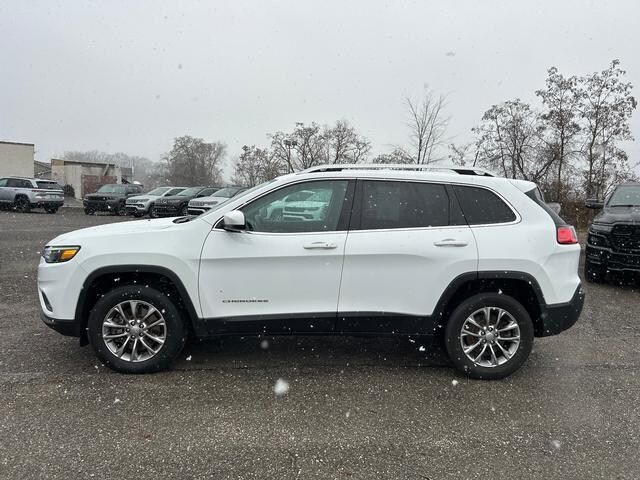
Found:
[1,208,639,479]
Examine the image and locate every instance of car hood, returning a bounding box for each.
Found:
[48,217,178,245]
[128,194,159,201]
[594,207,640,225]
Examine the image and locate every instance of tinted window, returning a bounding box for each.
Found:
[36,181,62,190]
[242,180,348,233]
[7,179,31,188]
[199,187,220,197]
[454,185,516,224]
[166,188,185,196]
[0,179,7,187]
[358,181,449,230]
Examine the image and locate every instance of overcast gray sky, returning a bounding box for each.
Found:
[1,0,638,178]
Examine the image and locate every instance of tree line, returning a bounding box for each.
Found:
[63,59,636,205]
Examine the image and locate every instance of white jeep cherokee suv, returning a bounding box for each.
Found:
[38,165,584,379]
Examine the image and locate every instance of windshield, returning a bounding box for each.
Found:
[177,187,204,196]
[608,186,640,207]
[97,185,126,194]
[202,180,277,217]
[212,187,241,198]
[146,187,170,196]
[36,181,62,190]
[167,188,186,196]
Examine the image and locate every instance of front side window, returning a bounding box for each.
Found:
[97,184,126,194]
[454,185,516,224]
[166,188,185,196]
[357,180,450,230]
[0,178,8,187]
[241,180,349,233]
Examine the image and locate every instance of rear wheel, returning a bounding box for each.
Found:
[445,293,534,380]
[14,196,31,213]
[84,208,94,215]
[87,285,187,373]
[584,259,606,283]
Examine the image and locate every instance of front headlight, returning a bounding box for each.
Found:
[590,223,613,233]
[42,246,81,263]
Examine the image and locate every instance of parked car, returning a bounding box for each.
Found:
[0,176,64,213]
[151,186,220,217]
[187,186,248,215]
[83,184,144,215]
[38,164,584,379]
[584,182,640,282]
[125,186,186,217]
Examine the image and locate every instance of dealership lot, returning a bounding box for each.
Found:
[1,209,639,479]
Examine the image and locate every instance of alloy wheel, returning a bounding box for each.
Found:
[102,300,167,362]
[459,306,521,368]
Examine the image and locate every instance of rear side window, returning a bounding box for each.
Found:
[454,185,516,225]
[358,180,450,230]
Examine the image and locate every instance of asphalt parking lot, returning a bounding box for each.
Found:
[1,208,639,479]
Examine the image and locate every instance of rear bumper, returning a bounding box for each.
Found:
[32,200,64,207]
[536,283,585,337]
[41,310,81,337]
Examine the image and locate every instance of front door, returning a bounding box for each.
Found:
[337,179,477,334]
[198,179,354,335]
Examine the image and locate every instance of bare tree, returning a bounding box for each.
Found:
[576,60,637,198]
[536,67,581,201]
[473,99,553,182]
[405,87,449,164]
[232,145,282,187]
[163,135,225,186]
[448,142,480,167]
[372,147,413,164]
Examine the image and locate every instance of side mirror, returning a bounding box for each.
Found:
[585,198,604,209]
[546,202,561,215]
[222,210,246,231]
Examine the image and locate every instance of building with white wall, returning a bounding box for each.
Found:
[0,141,35,178]
[51,158,132,199]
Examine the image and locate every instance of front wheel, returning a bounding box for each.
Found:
[445,293,534,380]
[87,285,187,373]
[179,204,188,216]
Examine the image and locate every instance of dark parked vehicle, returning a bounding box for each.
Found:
[585,182,640,282]
[83,184,144,215]
[151,186,220,217]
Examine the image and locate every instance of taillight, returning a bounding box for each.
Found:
[557,226,578,244]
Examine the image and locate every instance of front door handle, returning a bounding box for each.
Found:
[433,238,468,247]
[303,242,337,250]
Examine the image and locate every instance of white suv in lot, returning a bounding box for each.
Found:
[38,165,584,379]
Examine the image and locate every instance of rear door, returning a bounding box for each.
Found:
[337,179,478,334]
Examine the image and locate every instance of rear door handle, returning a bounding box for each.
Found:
[433,238,468,247]
[303,242,337,250]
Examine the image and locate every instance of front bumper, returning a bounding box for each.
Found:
[153,204,183,216]
[536,283,585,337]
[585,243,640,272]
[125,203,150,214]
[83,199,120,212]
[41,310,81,337]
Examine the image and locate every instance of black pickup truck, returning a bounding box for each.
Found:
[585,182,640,282]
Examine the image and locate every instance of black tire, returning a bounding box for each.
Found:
[584,259,606,283]
[133,212,145,218]
[84,208,94,215]
[149,207,159,218]
[45,206,59,214]
[87,285,187,374]
[179,204,188,216]
[445,293,534,380]
[14,196,31,213]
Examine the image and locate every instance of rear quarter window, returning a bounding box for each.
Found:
[453,185,516,225]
